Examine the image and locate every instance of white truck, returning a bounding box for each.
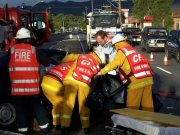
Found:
[86,11,122,50]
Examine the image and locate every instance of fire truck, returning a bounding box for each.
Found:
[0,5,51,47]
[86,10,122,50]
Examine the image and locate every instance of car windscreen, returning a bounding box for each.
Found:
[147,29,167,37]
[127,28,141,34]
[91,14,119,28]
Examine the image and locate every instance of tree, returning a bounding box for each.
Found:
[53,13,86,32]
[132,0,173,30]
[48,12,55,33]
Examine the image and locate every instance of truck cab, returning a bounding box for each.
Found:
[0,7,50,47]
[86,11,121,50]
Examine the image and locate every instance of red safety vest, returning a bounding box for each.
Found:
[5,38,16,51]
[9,44,40,96]
[47,61,73,81]
[72,54,100,86]
[118,46,153,80]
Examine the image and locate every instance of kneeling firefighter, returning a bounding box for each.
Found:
[60,51,106,134]
[41,61,74,128]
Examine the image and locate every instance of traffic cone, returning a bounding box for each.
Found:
[149,52,154,61]
[163,55,168,66]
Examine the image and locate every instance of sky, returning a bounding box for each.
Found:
[0,0,89,7]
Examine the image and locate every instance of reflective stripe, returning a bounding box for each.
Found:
[73,72,78,77]
[9,67,39,71]
[128,79,153,90]
[134,71,151,78]
[61,114,71,119]
[39,123,49,129]
[12,88,39,92]
[53,114,60,118]
[80,116,89,121]
[31,46,35,54]
[11,46,15,54]
[82,75,91,83]
[18,128,28,132]
[12,79,40,83]
[124,50,136,56]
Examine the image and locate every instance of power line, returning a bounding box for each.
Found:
[106,0,118,8]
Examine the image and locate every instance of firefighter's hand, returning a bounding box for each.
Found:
[94,72,102,78]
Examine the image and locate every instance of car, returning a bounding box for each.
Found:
[141,26,168,52]
[165,30,180,63]
[122,27,142,46]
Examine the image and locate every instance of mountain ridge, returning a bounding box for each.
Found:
[21,0,180,16]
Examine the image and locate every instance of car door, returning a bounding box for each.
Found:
[173,32,180,52]
[168,31,175,53]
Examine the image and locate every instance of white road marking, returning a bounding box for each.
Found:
[156,66,172,74]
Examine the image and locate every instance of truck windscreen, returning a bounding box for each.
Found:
[91,14,118,28]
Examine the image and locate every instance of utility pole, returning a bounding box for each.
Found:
[118,0,121,26]
[85,7,88,17]
[92,0,93,13]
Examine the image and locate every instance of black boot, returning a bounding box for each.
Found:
[41,124,50,134]
[51,125,61,132]
[62,127,70,135]
[83,128,90,134]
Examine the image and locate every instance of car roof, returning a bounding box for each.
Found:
[170,30,180,33]
[124,27,140,29]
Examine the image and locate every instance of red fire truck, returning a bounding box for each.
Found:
[0,5,51,46]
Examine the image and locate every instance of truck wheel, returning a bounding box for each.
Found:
[0,103,16,126]
[176,50,180,63]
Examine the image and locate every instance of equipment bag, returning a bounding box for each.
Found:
[86,75,127,111]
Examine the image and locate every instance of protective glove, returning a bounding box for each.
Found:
[94,72,102,78]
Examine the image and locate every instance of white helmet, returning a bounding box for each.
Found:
[94,50,106,64]
[112,34,126,45]
[15,28,31,39]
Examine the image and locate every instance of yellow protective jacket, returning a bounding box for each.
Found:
[61,53,101,86]
[100,41,153,91]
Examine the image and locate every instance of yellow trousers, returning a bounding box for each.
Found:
[41,76,64,126]
[126,85,154,111]
[61,78,90,128]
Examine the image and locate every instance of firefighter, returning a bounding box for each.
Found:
[41,61,74,130]
[95,30,117,75]
[8,28,50,134]
[96,34,154,112]
[1,29,16,51]
[60,51,106,135]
